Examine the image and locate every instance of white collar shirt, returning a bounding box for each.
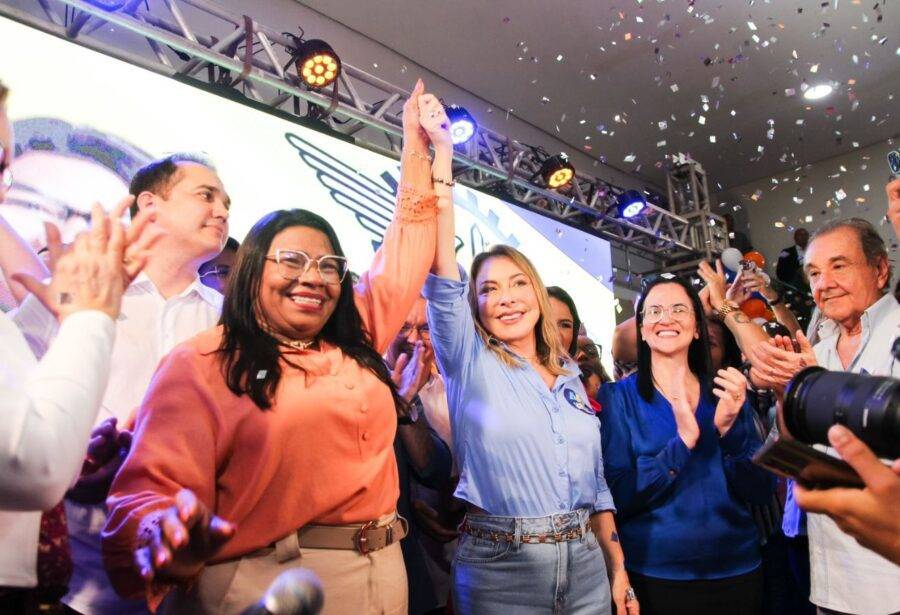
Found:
[808,293,900,615]
[0,311,114,587]
[11,272,222,613]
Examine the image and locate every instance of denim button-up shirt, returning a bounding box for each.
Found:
[423,272,616,517]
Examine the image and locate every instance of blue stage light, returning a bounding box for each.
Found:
[617,190,648,218]
[446,105,476,144]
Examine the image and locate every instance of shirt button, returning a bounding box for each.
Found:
[557,436,565,444]
[668,469,677,477]
[362,431,370,441]
[558,469,566,477]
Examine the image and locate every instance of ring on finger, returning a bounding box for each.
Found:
[625,587,636,602]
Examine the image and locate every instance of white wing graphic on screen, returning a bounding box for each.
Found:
[285,132,397,251]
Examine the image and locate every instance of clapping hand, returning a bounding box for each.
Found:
[391,341,434,406]
[669,366,700,450]
[12,196,157,322]
[748,332,816,394]
[712,367,747,437]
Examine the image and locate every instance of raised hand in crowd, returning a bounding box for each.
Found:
[697,260,730,311]
[886,178,900,238]
[12,196,157,322]
[794,424,900,566]
[416,91,453,151]
[402,78,430,150]
[134,488,235,583]
[711,367,747,437]
[66,417,132,505]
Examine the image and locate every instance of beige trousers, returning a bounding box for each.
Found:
[161,523,407,615]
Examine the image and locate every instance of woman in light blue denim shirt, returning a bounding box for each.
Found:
[423,237,637,614]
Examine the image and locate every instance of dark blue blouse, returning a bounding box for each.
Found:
[599,373,774,580]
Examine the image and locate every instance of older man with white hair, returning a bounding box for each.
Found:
[750,215,900,615]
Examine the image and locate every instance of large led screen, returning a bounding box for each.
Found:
[0,15,615,359]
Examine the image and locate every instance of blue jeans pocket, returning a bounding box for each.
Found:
[584,530,601,551]
[455,533,514,564]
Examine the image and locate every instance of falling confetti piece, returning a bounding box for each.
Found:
[670,84,679,92]
[835,189,847,201]
[747,21,757,31]
[810,63,819,73]
[624,153,636,162]
[698,115,706,125]
[805,215,813,222]
[658,121,668,130]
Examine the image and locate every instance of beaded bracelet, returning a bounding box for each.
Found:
[432,176,455,187]
[407,150,432,163]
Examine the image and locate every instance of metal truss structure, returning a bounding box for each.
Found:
[1,0,724,262]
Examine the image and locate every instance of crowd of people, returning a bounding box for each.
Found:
[1,75,899,615]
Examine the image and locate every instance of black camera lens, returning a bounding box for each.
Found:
[889,150,900,175]
[784,366,900,458]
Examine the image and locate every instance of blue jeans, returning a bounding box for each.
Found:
[452,509,611,615]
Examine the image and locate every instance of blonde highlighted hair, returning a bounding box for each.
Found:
[468,245,569,376]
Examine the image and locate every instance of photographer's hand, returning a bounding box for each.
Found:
[794,425,900,566]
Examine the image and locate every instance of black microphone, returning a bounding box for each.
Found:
[241,568,324,615]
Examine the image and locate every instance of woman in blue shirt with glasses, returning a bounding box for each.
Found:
[599,274,774,615]
[424,191,636,613]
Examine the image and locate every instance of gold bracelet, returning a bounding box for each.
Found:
[716,301,740,320]
[407,150,432,163]
[432,176,455,187]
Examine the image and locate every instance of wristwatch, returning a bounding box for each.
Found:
[398,395,422,425]
[716,301,741,320]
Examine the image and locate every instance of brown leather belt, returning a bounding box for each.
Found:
[287,515,408,556]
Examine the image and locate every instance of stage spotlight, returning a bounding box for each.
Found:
[445,105,477,144]
[295,39,341,89]
[541,154,575,189]
[616,190,648,218]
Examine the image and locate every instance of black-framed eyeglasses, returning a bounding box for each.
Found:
[0,143,12,190]
[199,264,232,280]
[265,249,348,285]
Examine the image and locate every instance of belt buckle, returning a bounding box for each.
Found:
[355,520,377,555]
